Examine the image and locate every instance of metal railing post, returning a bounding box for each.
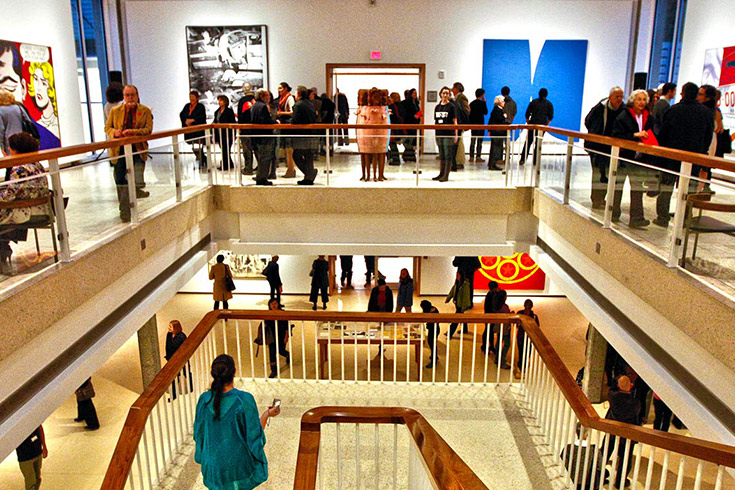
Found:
[534,129,543,187]
[172,134,182,202]
[415,132,421,187]
[504,131,511,186]
[563,136,573,204]
[205,129,215,186]
[124,143,139,224]
[47,158,71,262]
[234,130,243,186]
[602,146,619,229]
[667,161,693,267]
[325,130,331,186]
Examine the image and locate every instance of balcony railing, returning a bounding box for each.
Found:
[100,310,735,489]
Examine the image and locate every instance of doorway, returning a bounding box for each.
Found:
[326,63,426,153]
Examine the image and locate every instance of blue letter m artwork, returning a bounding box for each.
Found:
[482,39,588,136]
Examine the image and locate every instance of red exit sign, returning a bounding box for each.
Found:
[370,51,382,60]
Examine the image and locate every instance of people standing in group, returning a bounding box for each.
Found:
[433,86,459,182]
[0,89,34,156]
[291,85,319,185]
[309,255,329,310]
[250,89,279,185]
[16,425,47,490]
[469,88,488,163]
[652,82,676,136]
[395,268,414,312]
[388,92,404,165]
[401,88,420,162]
[452,82,470,170]
[501,86,517,124]
[105,85,152,222]
[360,88,389,181]
[236,83,256,175]
[179,90,208,168]
[335,89,350,146]
[103,82,124,123]
[583,87,625,209]
[488,95,508,171]
[209,254,234,310]
[213,95,236,171]
[364,255,376,287]
[262,255,282,304]
[75,377,100,430]
[655,82,714,227]
[446,270,472,339]
[604,375,642,489]
[264,298,290,378]
[520,88,554,165]
[420,300,441,369]
[514,299,539,379]
[368,278,393,312]
[194,354,280,490]
[340,255,353,289]
[611,89,657,228]
[165,319,192,400]
[276,82,296,178]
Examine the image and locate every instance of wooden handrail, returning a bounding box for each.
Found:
[101,310,735,490]
[293,406,488,490]
[2,122,734,173]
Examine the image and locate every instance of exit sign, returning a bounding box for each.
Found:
[370,51,382,60]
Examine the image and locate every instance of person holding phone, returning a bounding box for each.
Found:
[194,354,281,489]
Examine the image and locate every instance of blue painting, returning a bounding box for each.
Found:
[481,39,588,138]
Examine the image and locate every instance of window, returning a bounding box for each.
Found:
[70,0,109,143]
[648,0,687,88]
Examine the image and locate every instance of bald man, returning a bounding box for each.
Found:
[604,375,641,488]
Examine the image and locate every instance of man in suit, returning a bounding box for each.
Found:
[105,85,153,222]
[291,86,318,185]
[262,255,283,303]
[335,89,349,146]
[520,88,554,165]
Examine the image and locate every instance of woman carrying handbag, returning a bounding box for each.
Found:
[209,254,235,310]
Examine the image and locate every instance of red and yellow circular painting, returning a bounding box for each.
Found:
[474,253,545,290]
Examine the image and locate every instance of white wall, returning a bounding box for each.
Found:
[125,0,634,133]
[3,0,85,146]
[678,0,735,87]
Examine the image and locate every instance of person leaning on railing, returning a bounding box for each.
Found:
[194,354,280,490]
[0,132,49,274]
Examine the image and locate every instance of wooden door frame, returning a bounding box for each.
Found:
[326,63,426,146]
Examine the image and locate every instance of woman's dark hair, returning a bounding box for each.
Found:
[8,132,39,153]
[279,82,291,92]
[702,84,718,108]
[268,298,280,309]
[456,270,467,284]
[105,82,124,103]
[216,254,225,263]
[492,289,508,312]
[217,94,230,106]
[475,88,485,98]
[377,278,386,286]
[209,354,236,420]
[420,299,433,312]
[190,90,200,99]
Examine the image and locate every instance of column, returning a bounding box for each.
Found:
[138,315,161,390]
[583,323,607,403]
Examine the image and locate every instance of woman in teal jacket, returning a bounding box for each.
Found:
[446,270,472,339]
[194,354,280,489]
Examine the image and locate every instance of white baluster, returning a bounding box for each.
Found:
[247,320,255,381]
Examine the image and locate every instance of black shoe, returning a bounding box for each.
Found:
[297,179,314,185]
[85,426,100,431]
[269,370,278,379]
[120,214,131,223]
[283,351,291,364]
[629,218,650,228]
[437,176,448,182]
[74,417,84,422]
[136,189,150,198]
[312,304,317,311]
[432,175,443,181]
[425,362,434,369]
[322,303,327,310]
[653,217,669,227]
[255,179,273,186]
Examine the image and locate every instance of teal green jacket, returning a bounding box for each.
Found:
[194,389,268,490]
[446,280,472,312]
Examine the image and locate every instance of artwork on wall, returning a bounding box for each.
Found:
[0,39,61,150]
[481,39,588,138]
[473,253,546,291]
[702,45,735,132]
[208,251,269,278]
[185,25,268,119]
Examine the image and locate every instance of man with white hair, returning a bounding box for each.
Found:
[488,94,508,170]
[583,86,625,209]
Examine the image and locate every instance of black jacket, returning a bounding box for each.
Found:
[165,332,187,360]
[525,97,554,124]
[469,99,488,125]
[237,94,256,125]
[611,107,654,164]
[213,106,236,143]
[488,105,507,136]
[262,261,281,287]
[605,389,642,425]
[320,95,335,124]
[249,100,276,140]
[310,258,329,288]
[179,103,206,142]
[658,99,714,155]
[401,98,420,124]
[292,98,317,150]
[584,99,625,154]
[368,286,394,313]
[336,93,349,122]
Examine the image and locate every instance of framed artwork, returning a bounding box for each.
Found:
[185,25,268,118]
[703,46,735,132]
[208,251,269,278]
[473,253,546,291]
[0,39,61,150]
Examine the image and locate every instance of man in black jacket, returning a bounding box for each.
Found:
[520,88,554,165]
[605,376,641,488]
[320,92,336,155]
[249,89,278,185]
[236,83,256,174]
[584,87,625,209]
[655,82,714,226]
[292,86,319,185]
[335,89,350,145]
[262,255,282,303]
[401,88,420,162]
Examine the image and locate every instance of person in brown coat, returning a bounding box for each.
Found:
[209,254,234,310]
[74,378,99,430]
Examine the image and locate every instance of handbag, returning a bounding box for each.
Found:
[717,129,732,155]
[224,265,236,292]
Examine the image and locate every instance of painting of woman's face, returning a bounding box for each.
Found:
[32,68,50,110]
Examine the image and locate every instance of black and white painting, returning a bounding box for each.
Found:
[185,25,268,117]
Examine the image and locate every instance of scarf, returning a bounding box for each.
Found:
[278,93,292,112]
